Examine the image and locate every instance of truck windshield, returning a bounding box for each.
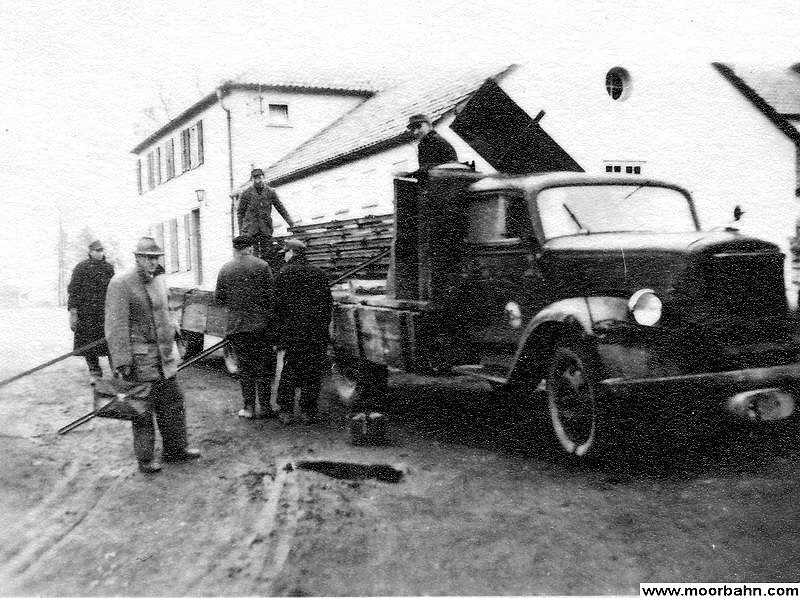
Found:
[536,184,697,239]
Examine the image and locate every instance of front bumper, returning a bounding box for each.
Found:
[600,362,800,423]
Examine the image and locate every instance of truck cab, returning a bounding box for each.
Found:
[332,168,800,458]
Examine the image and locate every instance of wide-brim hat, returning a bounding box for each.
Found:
[133,237,164,256]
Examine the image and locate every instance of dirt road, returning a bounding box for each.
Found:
[0,307,799,595]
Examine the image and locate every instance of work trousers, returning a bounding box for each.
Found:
[84,354,112,377]
[229,329,275,411]
[130,377,188,464]
[277,344,327,416]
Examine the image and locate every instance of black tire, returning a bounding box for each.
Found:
[545,339,608,459]
[178,330,204,360]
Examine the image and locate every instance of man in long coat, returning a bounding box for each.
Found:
[67,239,114,384]
[237,168,294,269]
[105,237,201,474]
[274,238,333,425]
[214,234,277,419]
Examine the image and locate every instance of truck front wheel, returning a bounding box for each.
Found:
[546,340,606,458]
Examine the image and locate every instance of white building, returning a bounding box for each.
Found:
[258,62,800,305]
[130,77,376,287]
[134,62,800,305]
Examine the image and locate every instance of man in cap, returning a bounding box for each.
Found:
[68,240,115,384]
[214,234,278,420]
[105,237,201,474]
[237,168,295,270]
[406,113,458,181]
[274,238,333,425]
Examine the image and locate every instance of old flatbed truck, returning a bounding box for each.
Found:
[170,165,800,459]
[328,166,800,458]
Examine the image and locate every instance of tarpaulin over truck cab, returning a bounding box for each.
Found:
[450,78,584,175]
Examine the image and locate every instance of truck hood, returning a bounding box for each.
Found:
[539,230,782,301]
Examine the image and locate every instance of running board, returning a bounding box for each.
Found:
[451,364,509,384]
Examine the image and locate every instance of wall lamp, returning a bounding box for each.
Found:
[195,189,206,204]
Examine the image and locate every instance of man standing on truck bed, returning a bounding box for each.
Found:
[237,168,295,268]
[68,239,115,385]
[215,234,278,420]
[407,113,458,180]
[274,238,333,425]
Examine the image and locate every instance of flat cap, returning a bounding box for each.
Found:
[251,168,264,178]
[133,236,164,256]
[407,113,431,128]
[88,240,104,251]
[232,234,254,250]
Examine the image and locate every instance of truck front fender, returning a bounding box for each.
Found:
[506,297,630,388]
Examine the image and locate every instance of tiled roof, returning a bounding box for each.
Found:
[261,64,515,186]
[228,65,392,95]
[721,64,800,115]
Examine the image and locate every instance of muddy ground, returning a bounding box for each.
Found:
[0,306,799,596]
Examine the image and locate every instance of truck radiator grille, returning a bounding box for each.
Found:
[706,252,786,320]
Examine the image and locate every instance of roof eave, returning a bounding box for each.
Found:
[130,82,376,155]
[264,134,410,189]
[713,62,800,146]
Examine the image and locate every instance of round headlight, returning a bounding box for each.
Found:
[628,288,662,326]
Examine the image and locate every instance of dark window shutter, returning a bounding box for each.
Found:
[147,152,155,189]
[197,120,204,165]
[166,139,175,179]
[181,129,190,172]
[184,213,192,271]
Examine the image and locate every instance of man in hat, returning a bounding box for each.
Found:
[214,234,278,420]
[406,113,458,180]
[237,168,295,269]
[274,238,333,425]
[105,237,201,474]
[68,240,115,384]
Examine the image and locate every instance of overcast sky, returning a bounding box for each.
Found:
[2,0,799,300]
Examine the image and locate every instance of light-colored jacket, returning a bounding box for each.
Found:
[105,266,178,381]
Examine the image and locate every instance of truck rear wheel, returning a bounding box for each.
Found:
[546,340,607,459]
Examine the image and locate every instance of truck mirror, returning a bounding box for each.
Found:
[733,205,744,222]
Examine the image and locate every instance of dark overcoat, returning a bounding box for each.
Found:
[415,130,458,176]
[214,254,275,335]
[67,256,114,355]
[274,256,333,350]
[237,184,292,238]
[104,266,179,382]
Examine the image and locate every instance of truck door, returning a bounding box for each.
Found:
[459,191,548,360]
